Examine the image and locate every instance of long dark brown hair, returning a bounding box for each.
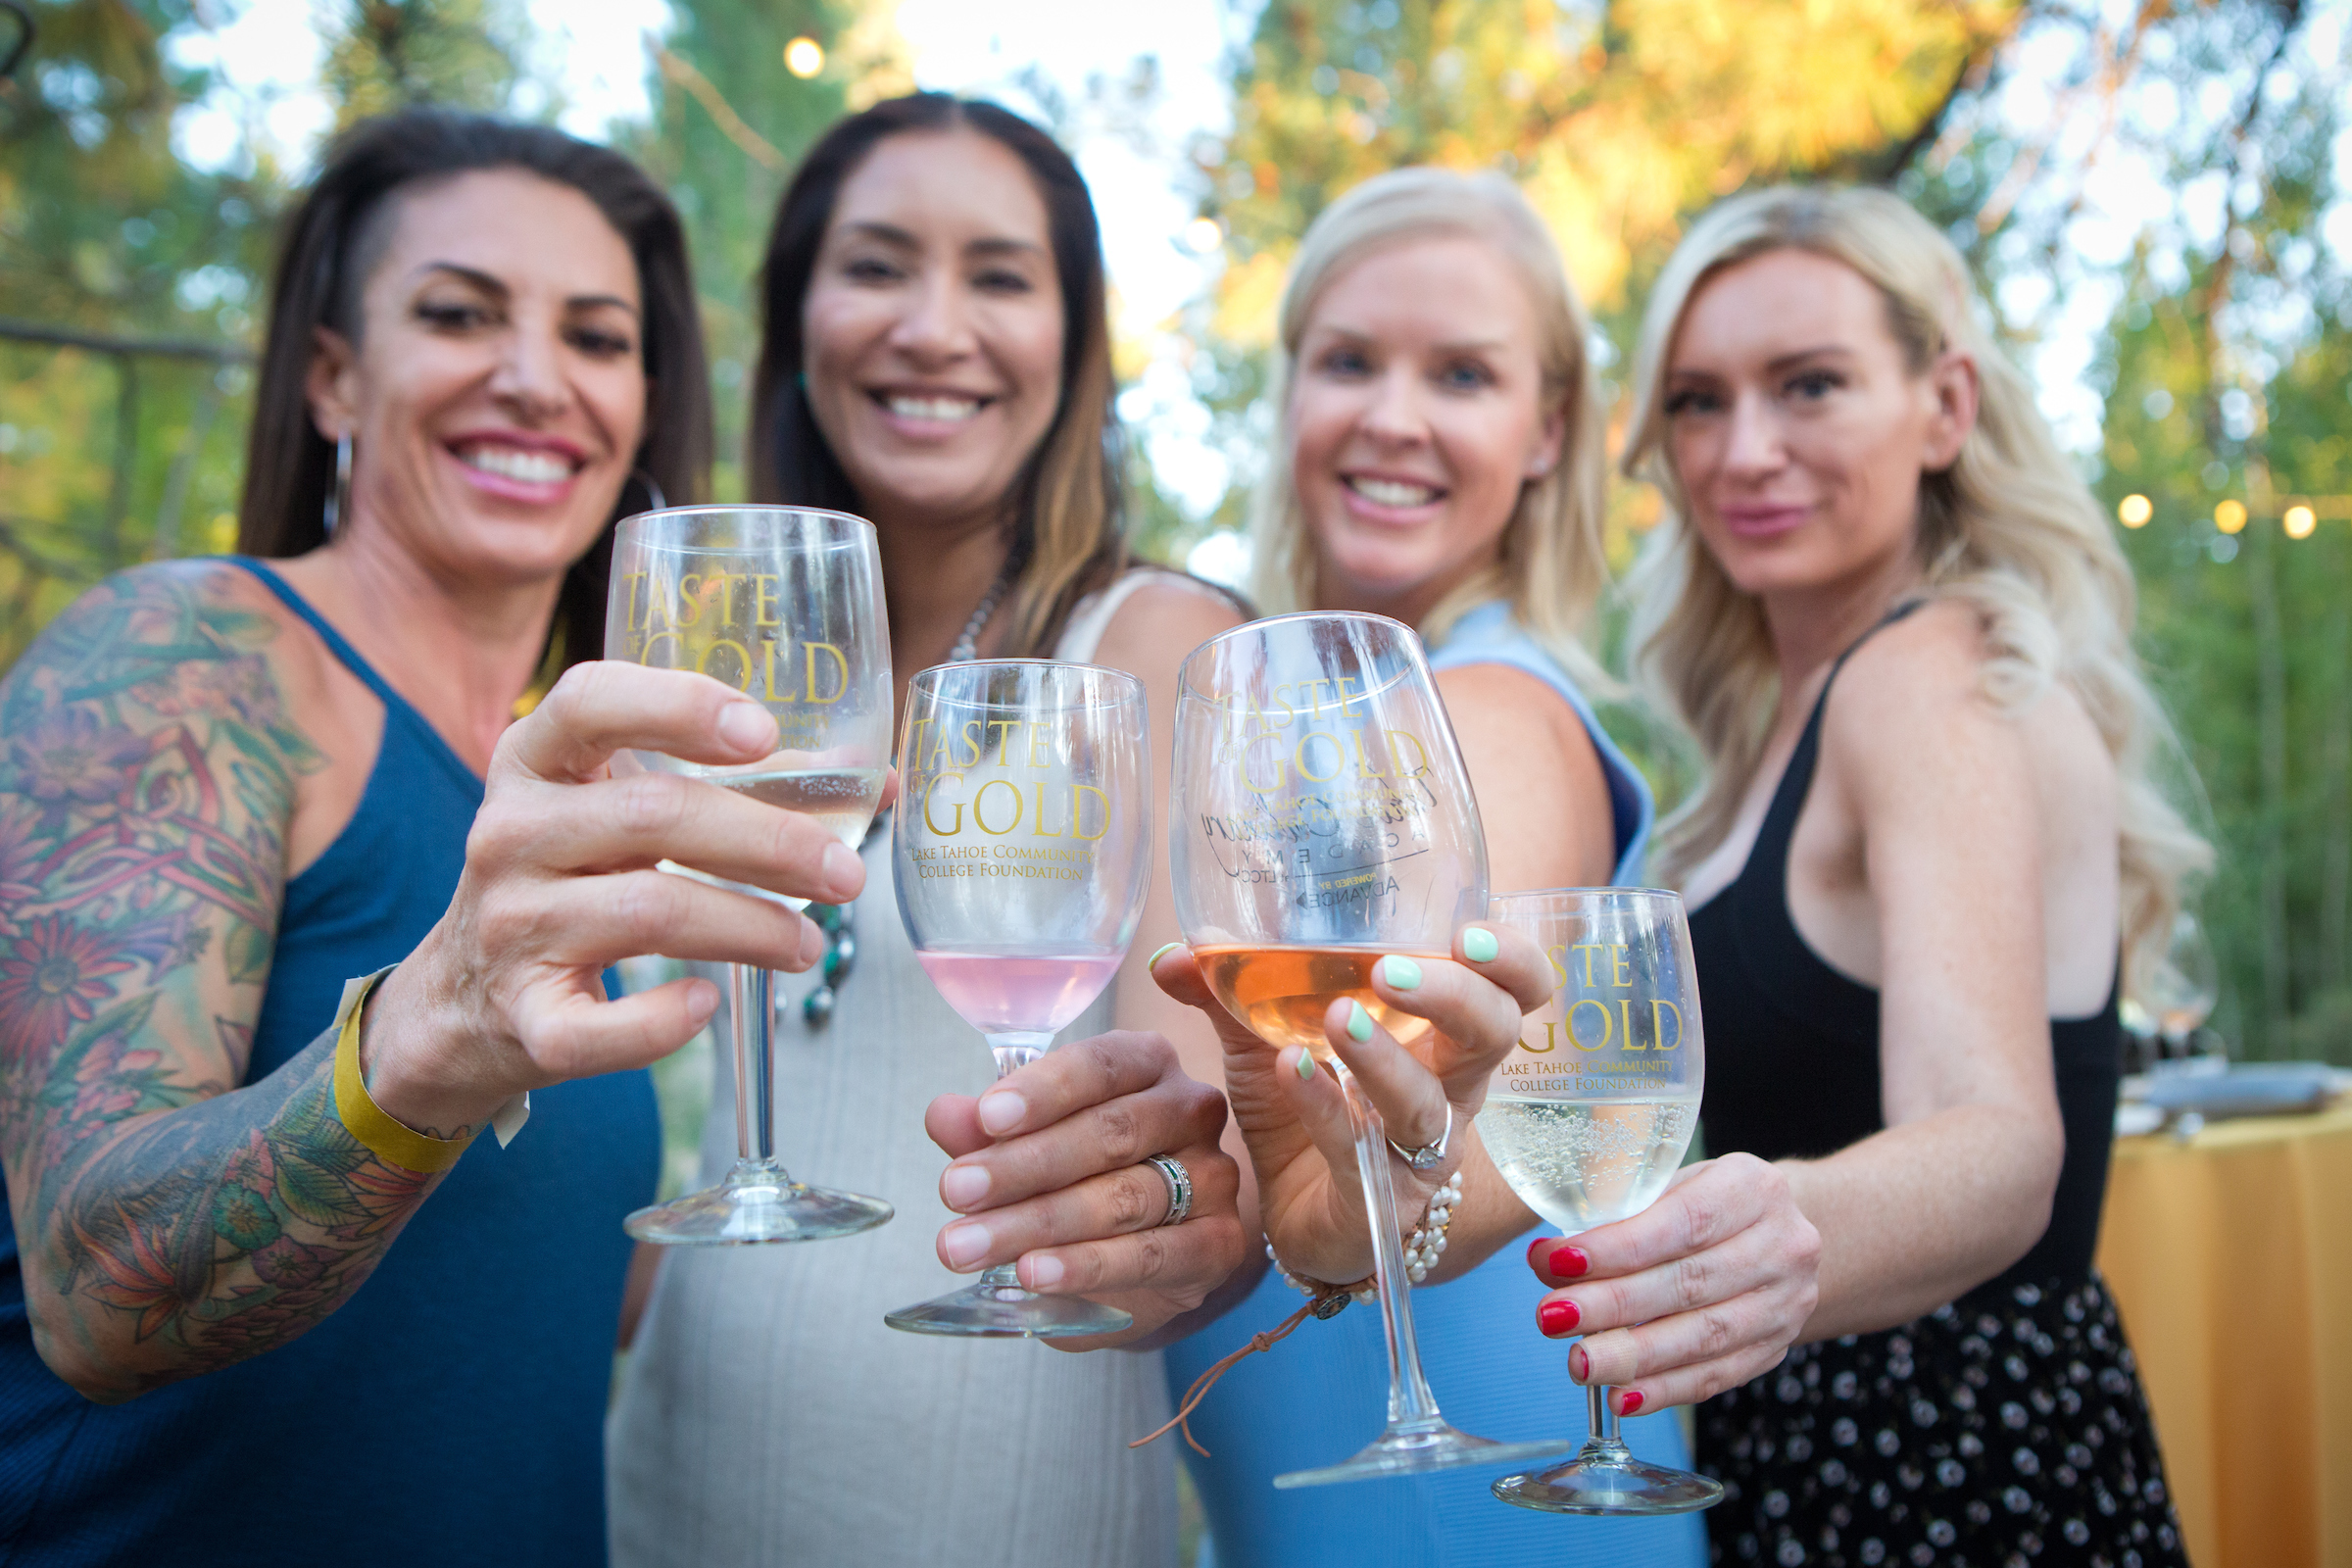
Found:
[748,94,1125,657]
[236,107,711,669]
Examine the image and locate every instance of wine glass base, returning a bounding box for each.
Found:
[1273,1424,1574,1489]
[624,1169,894,1246]
[884,1282,1134,1340]
[1492,1453,1726,1515]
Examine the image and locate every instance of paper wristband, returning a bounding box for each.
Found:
[330,967,475,1174]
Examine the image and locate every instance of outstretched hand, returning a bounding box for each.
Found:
[1151,922,1550,1286]
[924,1031,1245,1348]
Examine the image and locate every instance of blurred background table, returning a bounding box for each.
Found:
[2097,1101,2352,1567]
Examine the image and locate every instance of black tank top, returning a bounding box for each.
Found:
[1689,605,2121,1295]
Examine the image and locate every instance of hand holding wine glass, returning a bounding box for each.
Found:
[1167,612,1571,1487]
[603,505,897,1246]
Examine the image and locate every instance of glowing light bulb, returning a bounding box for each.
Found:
[2215,500,2247,535]
[784,36,825,77]
[2118,494,2153,528]
[2283,505,2316,540]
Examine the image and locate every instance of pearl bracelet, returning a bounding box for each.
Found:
[1268,1169,1466,1304]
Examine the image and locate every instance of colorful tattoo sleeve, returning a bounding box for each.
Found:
[0,564,443,1399]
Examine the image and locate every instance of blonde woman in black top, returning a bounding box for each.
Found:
[1538,184,2203,1568]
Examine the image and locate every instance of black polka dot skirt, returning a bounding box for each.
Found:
[1697,1274,2186,1568]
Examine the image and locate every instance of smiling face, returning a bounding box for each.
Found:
[799,128,1065,535]
[307,168,646,589]
[1660,247,1975,604]
[1289,233,1564,623]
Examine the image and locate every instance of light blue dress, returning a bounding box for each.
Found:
[1162,601,1706,1568]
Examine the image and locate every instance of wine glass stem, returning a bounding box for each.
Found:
[1586,1381,1629,1456]
[975,1032,1056,1291]
[1335,1060,1443,1427]
[729,963,783,1173]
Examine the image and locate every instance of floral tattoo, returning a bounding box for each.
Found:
[0,564,438,1396]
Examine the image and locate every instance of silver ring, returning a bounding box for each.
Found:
[1388,1102,1453,1171]
[1146,1153,1194,1227]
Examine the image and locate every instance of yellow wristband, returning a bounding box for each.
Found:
[331,967,475,1174]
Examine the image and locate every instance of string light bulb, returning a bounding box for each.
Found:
[2215,499,2247,535]
[2283,505,2316,540]
[784,36,825,77]
[2118,494,2153,528]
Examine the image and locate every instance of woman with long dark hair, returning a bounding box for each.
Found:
[609,95,1249,1568]
[0,109,842,1566]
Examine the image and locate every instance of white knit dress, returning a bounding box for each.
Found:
[607,572,1200,1568]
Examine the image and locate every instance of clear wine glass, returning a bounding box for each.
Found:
[1168,612,1571,1488]
[885,660,1152,1339]
[604,505,897,1245]
[1483,887,1723,1515]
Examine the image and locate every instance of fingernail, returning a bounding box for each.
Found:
[718,701,773,753]
[942,1222,990,1269]
[1346,1001,1374,1042]
[1026,1254,1064,1290]
[978,1091,1026,1136]
[1618,1390,1645,1416]
[1543,1243,1590,1280]
[820,841,861,898]
[1539,1298,1582,1337]
[1295,1049,1317,1081]
[1570,1344,1590,1383]
[1380,955,1423,991]
[940,1164,989,1210]
[683,978,720,1024]
[1461,926,1498,963]
[1147,941,1184,969]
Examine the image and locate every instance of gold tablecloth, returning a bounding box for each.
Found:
[2096,1101,2352,1568]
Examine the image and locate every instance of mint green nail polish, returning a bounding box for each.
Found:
[1382,955,1424,991]
[1347,1001,1374,1042]
[1295,1050,1318,1081]
[1462,926,1499,963]
[1147,941,1184,969]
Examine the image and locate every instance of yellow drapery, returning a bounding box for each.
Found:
[2096,1102,2352,1568]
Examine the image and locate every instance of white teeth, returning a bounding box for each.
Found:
[461,446,573,484]
[1348,475,1441,508]
[887,395,982,422]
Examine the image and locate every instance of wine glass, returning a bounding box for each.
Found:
[1168,612,1572,1488]
[604,505,897,1245]
[1482,887,1722,1515]
[885,660,1152,1338]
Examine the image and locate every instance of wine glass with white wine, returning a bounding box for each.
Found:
[604,505,897,1245]
[1482,887,1722,1515]
[1169,612,1572,1488]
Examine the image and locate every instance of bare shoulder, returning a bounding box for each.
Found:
[1819,600,2033,812]
[1437,662,1616,888]
[1093,574,1247,672]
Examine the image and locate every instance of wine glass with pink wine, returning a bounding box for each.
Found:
[885,659,1152,1339]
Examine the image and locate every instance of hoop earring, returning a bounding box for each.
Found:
[324,431,352,537]
[631,468,668,512]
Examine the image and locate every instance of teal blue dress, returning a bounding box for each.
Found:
[1162,602,1706,1568]
[0,561,660,1565]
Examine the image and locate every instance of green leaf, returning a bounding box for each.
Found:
[222,919,271,986]
[274,1155,367,1228]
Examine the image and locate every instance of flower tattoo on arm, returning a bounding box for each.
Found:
[0,564,446,1399]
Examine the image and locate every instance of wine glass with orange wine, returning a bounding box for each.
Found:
[1167,612,1573,1487]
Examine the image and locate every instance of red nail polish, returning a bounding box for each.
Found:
[1538,1298,1581,1337]
[1618,1390,1644,1416]
[1570,1344,1589,1382]
[1550,1245,1590,1278]
[1525,1236,1549,1270]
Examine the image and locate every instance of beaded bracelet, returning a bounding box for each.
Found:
[1266,1169,1466,1306]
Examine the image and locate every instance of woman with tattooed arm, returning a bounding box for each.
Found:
[0,107,1233,1567]
[0,111,719,1566]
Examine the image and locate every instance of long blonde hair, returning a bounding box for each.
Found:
[1248,168,1610,690]
[1621,184,2209,996]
